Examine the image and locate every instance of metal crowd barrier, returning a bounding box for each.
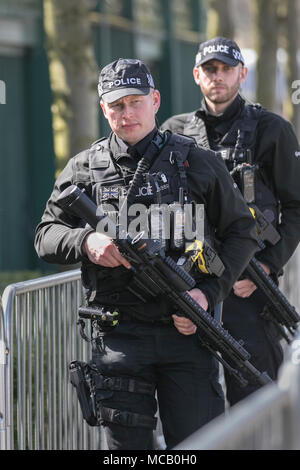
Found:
[0,269,106,450]
[0,295,8,450]
[174,329,300,450]
[0,269,165,450]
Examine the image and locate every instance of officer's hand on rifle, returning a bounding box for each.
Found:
[172,288,208,335]
[233,262,271,298]
[82,232,131,269]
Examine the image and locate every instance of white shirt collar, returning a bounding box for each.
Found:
[115,135,129,153]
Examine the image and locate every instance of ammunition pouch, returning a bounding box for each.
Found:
[69,360,157,429]
[177,239,225,278]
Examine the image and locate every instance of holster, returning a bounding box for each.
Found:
[69,360,157,429]
[69,360,99,426]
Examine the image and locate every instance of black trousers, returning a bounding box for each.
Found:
[222,289,284,406]
[92,320,224,450]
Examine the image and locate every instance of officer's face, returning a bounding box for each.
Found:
[100,90,161,146]
[193,60,248,107]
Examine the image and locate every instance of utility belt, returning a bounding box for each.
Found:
[119,311,172,324]
[69,360,157,429]
[77,304,172,343]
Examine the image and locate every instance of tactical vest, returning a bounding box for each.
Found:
[183,103,280,228]
[80,131,197,318]
[87,132,191,208]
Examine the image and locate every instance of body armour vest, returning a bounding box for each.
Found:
[80,131,200,319]
[183,103,280,229]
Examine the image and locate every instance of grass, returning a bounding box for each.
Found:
[0,271,45,296]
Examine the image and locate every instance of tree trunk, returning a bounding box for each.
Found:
[206,0,235,39]
[281,0,300,312]
[253,0,279,111]
[43,0,99,171]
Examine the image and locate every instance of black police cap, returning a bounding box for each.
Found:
[98,58,155,104]
[195,37,245,67]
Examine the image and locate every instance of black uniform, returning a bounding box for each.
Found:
[35,127,258,449]
[161,94,300,404]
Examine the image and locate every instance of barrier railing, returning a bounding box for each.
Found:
[174,330,300,450]
[0,295,8,450]
[0,269,106,450]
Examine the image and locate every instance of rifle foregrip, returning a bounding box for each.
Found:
[162,255,196,290]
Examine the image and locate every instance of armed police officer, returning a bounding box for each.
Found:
[35,58,258,449]
[161,37,300,406]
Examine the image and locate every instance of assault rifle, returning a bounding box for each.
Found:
[57,184,271,388]
[230,159,300,343]
[246,204,300,343]
[246,259,300,343]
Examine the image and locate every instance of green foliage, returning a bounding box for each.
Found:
[0,271,44,296]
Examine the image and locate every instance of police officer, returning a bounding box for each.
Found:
[161,37,300,406]
[35,58,258,449]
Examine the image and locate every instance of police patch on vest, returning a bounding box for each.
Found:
[136,182,153,198]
